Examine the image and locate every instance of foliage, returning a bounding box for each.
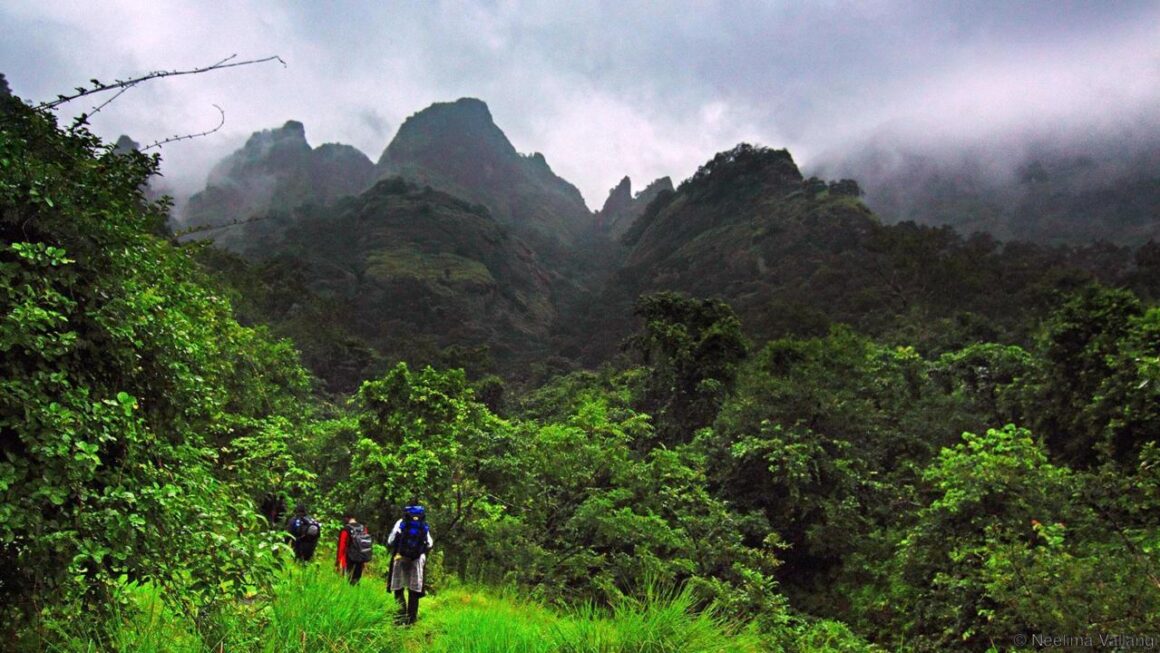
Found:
[678,143,801,202]
[0,94,314,645]
[1018,284,1158,466]
[628,291,749,445]
[887,425,1159,650]
[702,327,951,612]
[323,362,513,566]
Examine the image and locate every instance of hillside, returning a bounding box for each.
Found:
[574,143,1151,365]
[202,177,557,392]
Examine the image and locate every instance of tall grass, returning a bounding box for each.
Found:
[413,581,764,653]
[54,563,778,652]
[553,583,763,653]
[259,564,402,652]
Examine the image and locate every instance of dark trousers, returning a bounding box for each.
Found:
[394,589,421,624]
[346,561,365,585]
[293,540,318,563]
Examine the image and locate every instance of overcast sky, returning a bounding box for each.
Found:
[3,1,1159,208]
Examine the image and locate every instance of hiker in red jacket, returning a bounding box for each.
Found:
[335,514,372,584]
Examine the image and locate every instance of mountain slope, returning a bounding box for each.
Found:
[208,177,557,390]
[572,143,1143,364]
[821,135,1160,245]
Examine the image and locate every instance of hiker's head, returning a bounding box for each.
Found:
[404,504,425,521]
[294,503,306,515]
[344,512,356,524]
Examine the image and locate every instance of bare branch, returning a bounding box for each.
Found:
[38,54,286,110]
[87,82,139,119]
[174,212,279,238]
[141,105,225,151]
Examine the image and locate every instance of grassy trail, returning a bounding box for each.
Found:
[61,560,769,652]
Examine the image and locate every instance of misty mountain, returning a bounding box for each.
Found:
[182,120,376,242]
[567,142,1145,364]
[374,97,622,354]
[377,98,595,247]
[594,175,674,239]
[182,99,1156,390]
[822,134,1160,246]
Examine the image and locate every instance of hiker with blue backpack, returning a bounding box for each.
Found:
[336,513,374,584]
[285,503,321,563]
[387,504,434,625]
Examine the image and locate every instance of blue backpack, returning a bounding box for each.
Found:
[396,505,430,560]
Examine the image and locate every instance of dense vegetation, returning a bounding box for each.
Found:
[3,93,1158,652]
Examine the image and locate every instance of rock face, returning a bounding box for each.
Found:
[595,176,674,239]
[182,121,375,238]
[377,98,594,247]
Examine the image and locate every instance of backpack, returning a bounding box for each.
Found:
[346,523,374,563]
[396,506,430,560]
[300,517,321,543]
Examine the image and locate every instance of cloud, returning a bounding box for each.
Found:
[3,0,1158,207]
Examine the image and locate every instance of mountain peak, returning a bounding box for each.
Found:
[281,120,306,137]
[680,143,802,201]
[596,176,674,238]
[182,120,374,233]
[599,177,633,215]
[376,98,593,243]
[113,135,140,154]
[445,96,492,120]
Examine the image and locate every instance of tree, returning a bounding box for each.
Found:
[704,326,944,615]
[891,425,1159,651]
[1020,284,1146,465]
[628,292,748,446]
[0,88,310,645]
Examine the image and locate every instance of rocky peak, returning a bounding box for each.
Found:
[599,177,633,216]
[183,120,374,234]
[376,98,592,244]
[639,176,675,197]
[596,176,675,238]
[379,97,515,169]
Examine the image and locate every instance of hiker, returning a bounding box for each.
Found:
[335,514,374,584]
[285,504,321,563]
[387,504,434,625]
[260,492,286,526]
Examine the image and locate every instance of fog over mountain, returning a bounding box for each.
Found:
[4,1,1158,216]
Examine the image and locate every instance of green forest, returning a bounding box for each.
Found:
[2,86,1158,653]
